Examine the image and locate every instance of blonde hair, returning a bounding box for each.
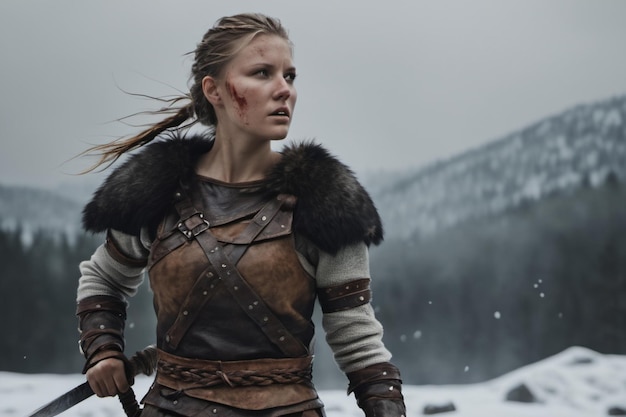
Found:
[81,13,290,172]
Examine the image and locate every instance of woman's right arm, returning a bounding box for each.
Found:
[77,229,150,300]
[76,228,150,397]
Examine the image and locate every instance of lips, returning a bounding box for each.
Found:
[270,107,290,118]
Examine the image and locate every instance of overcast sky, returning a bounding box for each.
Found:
[2,0,626,189]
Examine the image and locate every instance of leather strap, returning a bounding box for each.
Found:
[195,233,308,357]
[76,295,128,372]
[163,193,282,349]
[163,265,220,349]
[105,230,148,268]
[164,191,308,357]
[317,278,372,314]
[149,194,291,268]
[164,193,286,349]
[347,362,406,417]
[157,349,313,388]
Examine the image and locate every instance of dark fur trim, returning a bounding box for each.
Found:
[82,135,383,254]
[82,135,213,235]
[266,141,383,254]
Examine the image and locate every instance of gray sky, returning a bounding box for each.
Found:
[2,0,626,188]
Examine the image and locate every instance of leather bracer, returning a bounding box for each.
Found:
[76,295,129,374]
[347,362,406,417]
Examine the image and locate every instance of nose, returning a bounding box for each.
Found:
[273,77,292,101]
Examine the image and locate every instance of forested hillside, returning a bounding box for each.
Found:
[370,179,626,385]
[0,228,155,374]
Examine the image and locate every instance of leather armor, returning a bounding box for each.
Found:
[144,179,321,411]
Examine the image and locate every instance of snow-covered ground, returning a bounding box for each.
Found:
[2,346,625,417]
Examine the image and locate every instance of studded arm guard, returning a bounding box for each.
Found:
[76,295,132,377]
[347,362,406,417]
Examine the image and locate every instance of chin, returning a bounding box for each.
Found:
[267,128,290,141]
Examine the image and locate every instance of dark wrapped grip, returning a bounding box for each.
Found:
[117,345,157,417]
[118,388,141,417]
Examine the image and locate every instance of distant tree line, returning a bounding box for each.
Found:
[370,179,626,385]
[0,229,154,374]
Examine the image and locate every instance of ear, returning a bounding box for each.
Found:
[202,76,221,106]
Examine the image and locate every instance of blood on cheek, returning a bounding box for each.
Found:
[225,79,248,121]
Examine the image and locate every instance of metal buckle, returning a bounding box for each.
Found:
[178,213,210,239]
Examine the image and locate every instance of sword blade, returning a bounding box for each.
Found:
[25,345,157,417]
[27,382,94,417]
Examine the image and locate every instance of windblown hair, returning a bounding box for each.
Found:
[80,13,290,172]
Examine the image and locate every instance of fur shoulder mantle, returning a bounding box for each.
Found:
[83,134,383,254]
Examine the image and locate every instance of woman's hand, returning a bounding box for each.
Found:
[86,357,130,397]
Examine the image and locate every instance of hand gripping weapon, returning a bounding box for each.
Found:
[26,345,157,417]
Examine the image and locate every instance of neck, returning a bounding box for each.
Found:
[196,132,280,183]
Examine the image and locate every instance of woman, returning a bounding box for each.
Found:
[77,13,406,417]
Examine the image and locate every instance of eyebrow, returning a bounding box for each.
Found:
[246,62,296,72]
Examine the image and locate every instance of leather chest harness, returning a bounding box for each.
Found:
[144,184,321,410]
[150,189,309,357]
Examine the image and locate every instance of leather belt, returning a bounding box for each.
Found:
[156,349,314,389]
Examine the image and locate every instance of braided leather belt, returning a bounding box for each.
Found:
[156,349,313,389]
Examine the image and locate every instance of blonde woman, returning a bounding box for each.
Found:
[77,13,405,417]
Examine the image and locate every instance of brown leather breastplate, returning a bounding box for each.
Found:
[147,180,317,362]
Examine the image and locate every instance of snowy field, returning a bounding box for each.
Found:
[2,346,625,417]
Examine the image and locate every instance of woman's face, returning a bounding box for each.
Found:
[205,34,297,142]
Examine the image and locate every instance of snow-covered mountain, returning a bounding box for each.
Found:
[371,94,626,240]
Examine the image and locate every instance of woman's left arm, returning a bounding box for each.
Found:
[304,240,407,417]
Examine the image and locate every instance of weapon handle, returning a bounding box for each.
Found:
[117,345,158,417]
[25,345,158,417]
[129,344,158,377]
[118,388,141,417]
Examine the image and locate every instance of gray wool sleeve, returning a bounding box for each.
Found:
[296,236,393,373]
[76,229,150,302]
